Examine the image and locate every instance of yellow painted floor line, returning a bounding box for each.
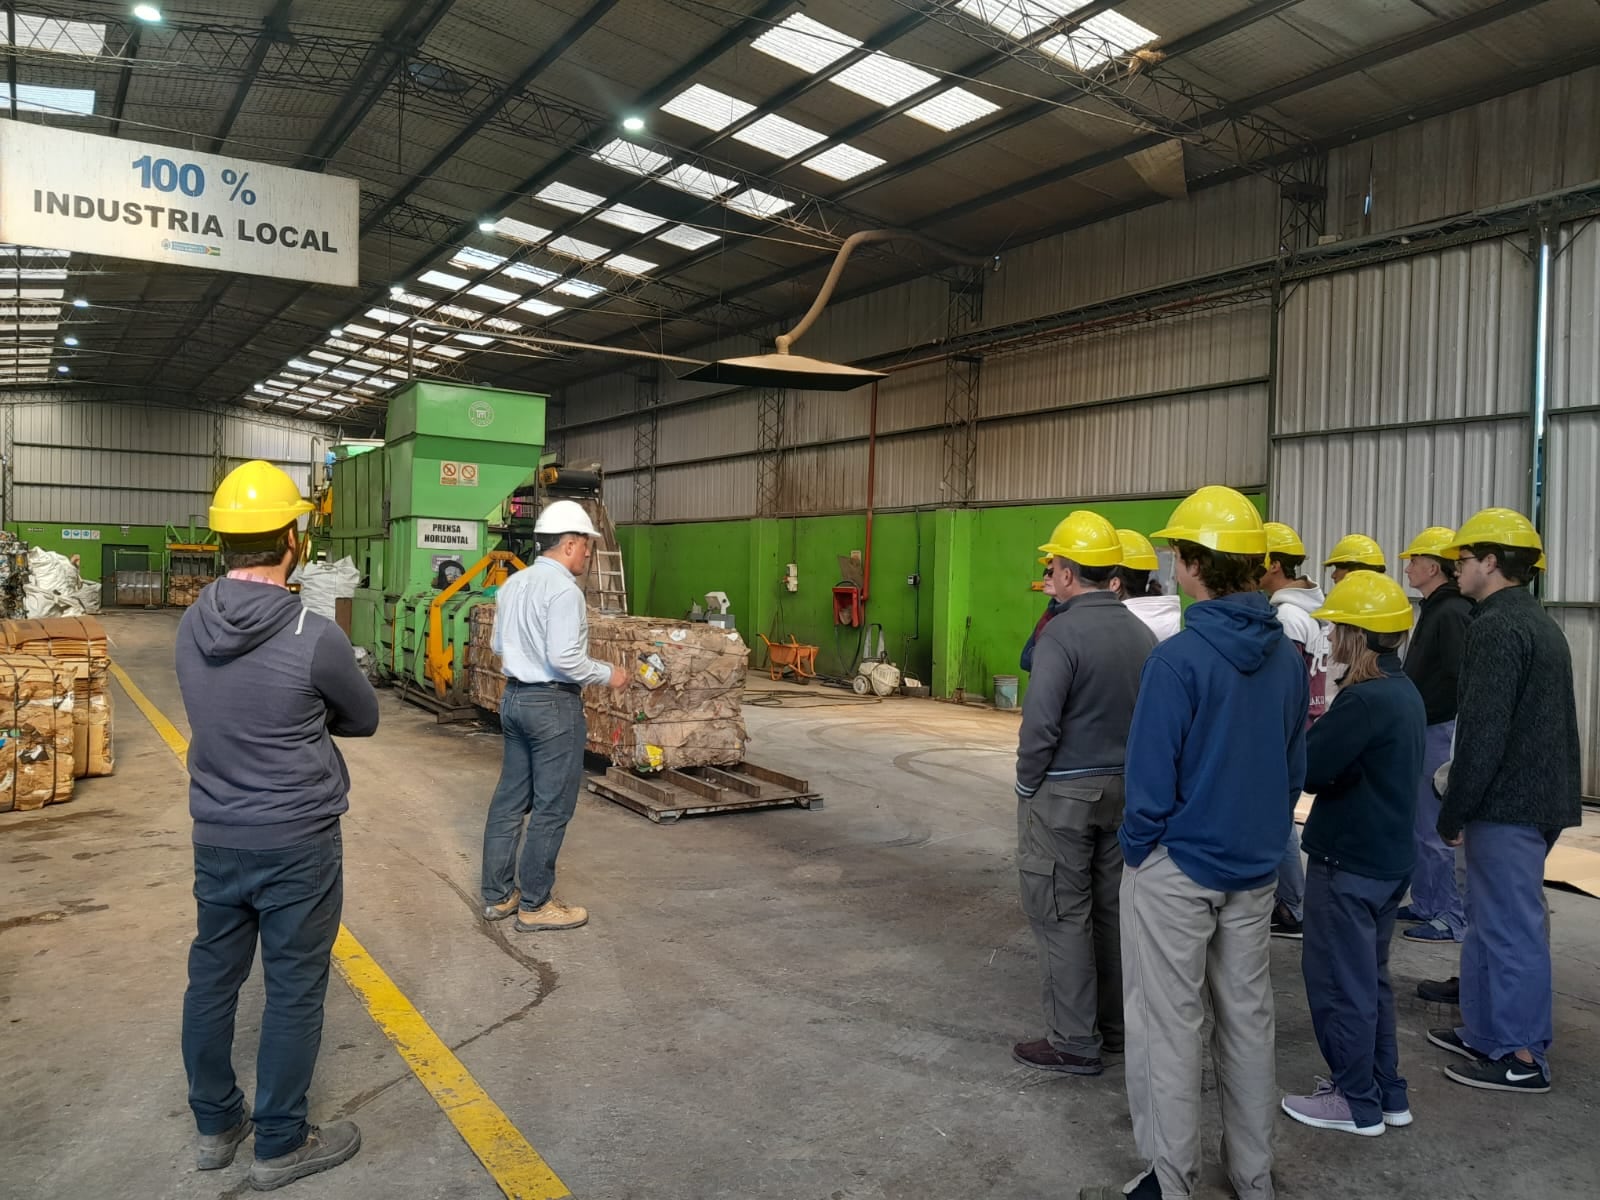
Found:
[110,658,573,1200]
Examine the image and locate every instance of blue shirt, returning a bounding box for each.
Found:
[491,557,613,687]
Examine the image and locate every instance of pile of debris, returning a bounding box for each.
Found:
[0,617,114,790]
[468,605,750,772]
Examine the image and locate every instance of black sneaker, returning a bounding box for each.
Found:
[1445,1056,1550,1094]
[1427,1028,1486,1062]
[249,1121,361,1191]
[1270,903,1303,940]
[1417,976,1460,1005]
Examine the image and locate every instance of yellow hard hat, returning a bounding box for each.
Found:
[1263,522,1306,557]
[1312,571,1415,634]
[1152,486,1266,555]
[1445,507,1545,570]
[1398,526,1456,560]
[209,460,314,535]
[1323,533,1386,569]
[1038,510,1122,567]
[1115,529,1159,571]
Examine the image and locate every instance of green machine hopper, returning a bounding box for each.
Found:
[330,381,545,707]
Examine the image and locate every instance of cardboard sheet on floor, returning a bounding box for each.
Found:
[1294,794,1600,899]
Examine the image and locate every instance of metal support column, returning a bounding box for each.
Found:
[212,411,228,487]
[755,384,787,517]
[632,365,659,524]
[1278,154,1328,257]
[941,266,985,505]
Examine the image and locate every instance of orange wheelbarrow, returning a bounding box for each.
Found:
[757,634,819,682]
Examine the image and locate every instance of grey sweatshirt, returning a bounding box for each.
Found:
[1015,590,1157,797]
[177,578,380,848]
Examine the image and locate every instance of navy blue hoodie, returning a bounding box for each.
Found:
[177,578,380,849]
[1120,591,1309,892]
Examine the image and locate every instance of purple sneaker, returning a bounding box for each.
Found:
[1280,1078,1385,1137]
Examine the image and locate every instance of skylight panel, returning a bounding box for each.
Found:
[308,350,343,364]
[454,333,495,347]
[1041,12,1158,71]
[328,369,368,382]
[288,358,326,373]
[381,367,411,379]
[2,287,64,300]
[349,359,386,373]
[418,269,469,290]
[591,139,671,177]
[467,282,521,305]
[0,84,95,116]
[363,307,408,325]
[4,14,106,55]
[956,0,1089,40]
[502,262,558,286]
[554,279,605,299]
[518,298,565,317]
[365,377,399,390]
[548,235,608,262]
[802,143,886,181]
[254,382,289,394]
[606,254,657,276]
[725,188,793,218]
[751,13,857,73]
[281,371,311,382]
[657,224,720,251]
[449,247,507,272]
[359,347,404,362]
[0,244,68,257]
[300,386,332,398]
[907,87,1000,131]
[387,289,433,309]
[342,322,384,339]
[596,204,667,235]
[0,268,67,282]
[326,338,365,354]
[0,322,60,332]
[487,217,553,246]
[834,52,936,106]
[661,84,755,132]
[0,305,59,317]
[535,182,606,214]
[426,343,465,358]
[733,113,827,159]
[483,317,523,333]
[658,162,738,200]
[438,303,486,321]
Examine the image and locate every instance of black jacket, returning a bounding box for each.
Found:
[1402,582,1472,724]
[1302,656,1425,880]
[178,579,380,849]
[1015,590,1155,797]
[1437,587,1583,839]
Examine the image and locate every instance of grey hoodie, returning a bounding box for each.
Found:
[176,578,380,849]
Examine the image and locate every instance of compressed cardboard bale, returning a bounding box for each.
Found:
[167,575,211,608]
[0,619,113,778]
[0,654,76,812]
[466,605,750,771]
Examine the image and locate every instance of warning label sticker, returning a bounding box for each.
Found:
[439,460,479,487]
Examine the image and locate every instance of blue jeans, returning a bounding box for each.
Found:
[1409,720,1464,935]
[182,827,343,1159]
[1457,821,1558,1072]
[1275,824,1304,920]
[481,684,587,912]
[1301,860,1408,1126]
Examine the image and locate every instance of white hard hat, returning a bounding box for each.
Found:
[534,498,599,537]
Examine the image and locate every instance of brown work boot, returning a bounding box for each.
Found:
[248,1121,361,1191]
[482,889,521,922]
[1012,1037,1103,1076]
[514,898,589,932]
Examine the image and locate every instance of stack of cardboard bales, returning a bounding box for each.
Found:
[0,655,78,811]
[167,576,210,608]
[0,617,114,784]
[466,605,750,772]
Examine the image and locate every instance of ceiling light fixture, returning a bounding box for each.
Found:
[63,335,78,346]
[478,220,496,233]
[132,4,163,23]
[621,115,646,133]
[57,364,69,373]
[72,298,88,308]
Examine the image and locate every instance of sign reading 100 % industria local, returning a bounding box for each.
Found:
[0,119,359,287]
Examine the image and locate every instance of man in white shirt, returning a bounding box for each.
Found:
[480,500,628,933]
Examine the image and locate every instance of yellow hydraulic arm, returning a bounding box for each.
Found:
[426,550,524,699]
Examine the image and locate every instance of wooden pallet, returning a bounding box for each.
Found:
[588,759,822,823]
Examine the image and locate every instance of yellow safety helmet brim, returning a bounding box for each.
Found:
[1322,533,1386,569]
[1312,572,1414,634]
[1114,529,1159,571]
[1444,507,1543,564]
[1263,522,1307,557]
[1038,510,1123,568]
[209,460,315,535]
[1398,526,1457,560]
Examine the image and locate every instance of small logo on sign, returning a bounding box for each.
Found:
[468,400,494,427]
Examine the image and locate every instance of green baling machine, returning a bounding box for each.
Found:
[329,381,546,708]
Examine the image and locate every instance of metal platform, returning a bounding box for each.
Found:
[588,760,822,824]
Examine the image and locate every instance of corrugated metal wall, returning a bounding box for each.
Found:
[1549,217,1600,797]
[1269,239,1535,560]
[1,394,323,527]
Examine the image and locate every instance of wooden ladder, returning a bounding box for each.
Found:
[593,548,629,614]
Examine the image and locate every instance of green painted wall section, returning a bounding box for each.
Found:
[621,493,1266,701]
[6,521,181,579]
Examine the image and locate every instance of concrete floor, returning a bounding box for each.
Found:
[3,610,1598,1200]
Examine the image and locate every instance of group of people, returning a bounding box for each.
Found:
[1011,486,1583,1200]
